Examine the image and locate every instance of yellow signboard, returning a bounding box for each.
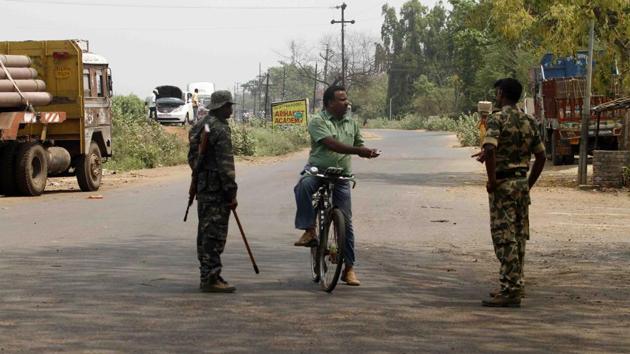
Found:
[271,99,309,126]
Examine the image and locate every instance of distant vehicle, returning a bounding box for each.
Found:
[153,85,193,125]
[530,52,623,165]
[187,82,214,108]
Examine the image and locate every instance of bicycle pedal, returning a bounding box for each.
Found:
[306,239,318,248]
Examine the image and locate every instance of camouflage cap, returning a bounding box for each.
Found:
[206,90,236,111]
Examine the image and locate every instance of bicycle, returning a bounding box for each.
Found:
[304,166,355,293]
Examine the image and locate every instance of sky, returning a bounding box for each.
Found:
[1,0,444,97]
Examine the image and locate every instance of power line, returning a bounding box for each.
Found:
[2,0,335,10]
[8,23,329,32]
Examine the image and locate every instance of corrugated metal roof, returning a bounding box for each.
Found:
[593,97,630,113]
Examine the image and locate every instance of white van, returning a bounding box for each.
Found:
[187,82,215,109]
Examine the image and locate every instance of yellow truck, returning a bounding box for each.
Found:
[0,40,112,196]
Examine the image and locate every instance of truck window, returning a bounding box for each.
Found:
[106,68,113,97]
[96,70,104,97]
[83,70,91,97]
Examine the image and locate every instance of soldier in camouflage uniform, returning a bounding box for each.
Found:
[188,90,238,293]
[475,78,546,307]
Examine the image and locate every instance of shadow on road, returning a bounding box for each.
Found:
[1,236,628,353]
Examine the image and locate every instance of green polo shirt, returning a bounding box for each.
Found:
[307,110,364,175]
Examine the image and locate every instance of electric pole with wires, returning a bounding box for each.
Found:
[331,3,354,88]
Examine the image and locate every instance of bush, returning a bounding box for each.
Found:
[230,123,256,156]
[111,94,147,118]
[398,114,427,130]
[425,116,458,131]
[105,95,187,171]
[366,114,458,131]
[251,125,309,156]
[454,113,480,147]
[364,117,401,129]
[364,113,480,147]
[106,95,311,171]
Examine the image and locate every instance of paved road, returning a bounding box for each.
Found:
[1,130,629,353]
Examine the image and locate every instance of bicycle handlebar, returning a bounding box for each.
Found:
[303,169,357,188]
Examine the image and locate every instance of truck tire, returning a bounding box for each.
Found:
[15,142,48,196]
[76,142,102,192]
[0,142,19,196]
[551,132,564,166]
[562,155,576,165]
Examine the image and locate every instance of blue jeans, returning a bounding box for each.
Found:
[294,175,355,266]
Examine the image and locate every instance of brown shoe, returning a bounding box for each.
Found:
[489,288,525,298]
[341,267,361,286]
[294,230,316,247]
[481,293,521,307]
[200,277,236,293]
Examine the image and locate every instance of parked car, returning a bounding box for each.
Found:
[153,85,194,125]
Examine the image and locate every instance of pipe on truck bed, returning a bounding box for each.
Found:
[0,92,52,107]
[0,79,46,92]
[0,67,38,80]
[0,55,32,67]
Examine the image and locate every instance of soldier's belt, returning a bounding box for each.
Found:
[496,168,528,180]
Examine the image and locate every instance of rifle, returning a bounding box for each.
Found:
[184,123,210,222]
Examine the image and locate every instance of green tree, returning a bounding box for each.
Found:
[488,0,630,93]
[351,73,388,123]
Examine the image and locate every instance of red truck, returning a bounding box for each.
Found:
[530,53,623,165]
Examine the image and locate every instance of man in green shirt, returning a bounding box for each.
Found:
[293,85,380,286]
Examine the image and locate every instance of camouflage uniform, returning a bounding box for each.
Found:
[188,113,237,283]
[483,106,544,295]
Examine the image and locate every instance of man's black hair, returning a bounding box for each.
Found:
[494,78,522,103]
[323,85,346,108]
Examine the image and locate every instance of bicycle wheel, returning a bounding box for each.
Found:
[310,209,322,282]
[310,205,324,283]
[310,245,319,282]
[318,208,345,292]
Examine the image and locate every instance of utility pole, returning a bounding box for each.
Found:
[312,63,318,112]
[254,63,261,117]
[331,3,354,87]
[319,44,333,86]
[263,72,270,120]
[578,19,595,185]
[281,65,287,100]
[241,83,246,121]
[234,82,238,120]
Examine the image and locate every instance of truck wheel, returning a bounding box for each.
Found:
[0,142,19,196]
[76,142,102,192]
[551,132,564,166]
[15,142,49,196]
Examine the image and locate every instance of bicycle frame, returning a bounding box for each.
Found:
[305,167,355,291]
[307,168,355,233]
